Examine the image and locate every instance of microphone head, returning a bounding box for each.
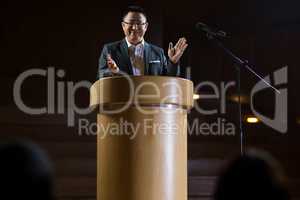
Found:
[195,22,208,30]
[195,22,228,38]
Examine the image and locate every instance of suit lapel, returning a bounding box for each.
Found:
[144,42,150,75]
[120,39,133,75]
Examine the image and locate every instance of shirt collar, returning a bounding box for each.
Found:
[125,37,144,48]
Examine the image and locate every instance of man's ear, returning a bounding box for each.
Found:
[121,22,126,31]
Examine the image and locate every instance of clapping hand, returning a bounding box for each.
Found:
[106,54,119,73]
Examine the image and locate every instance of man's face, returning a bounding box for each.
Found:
[122,12,148,45]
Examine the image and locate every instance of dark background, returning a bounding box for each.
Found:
[1,0,299,199]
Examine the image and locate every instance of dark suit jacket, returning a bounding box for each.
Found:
[98,39,180,78]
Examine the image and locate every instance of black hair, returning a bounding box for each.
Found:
[214,149,290,200]
[122,5,147,21]
[0,140,54,200]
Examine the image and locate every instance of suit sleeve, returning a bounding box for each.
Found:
[98,45,114,79]
[162,49,180,76]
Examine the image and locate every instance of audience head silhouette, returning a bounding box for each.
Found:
[214,149,290,200]
[0,140,54,200]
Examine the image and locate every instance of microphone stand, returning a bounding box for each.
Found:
[204,32,280,155]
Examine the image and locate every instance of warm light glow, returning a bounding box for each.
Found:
[230,95,249,104]
[193,94,200,100]
[246,117,259,123]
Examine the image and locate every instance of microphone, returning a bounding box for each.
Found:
[195,22,227,38]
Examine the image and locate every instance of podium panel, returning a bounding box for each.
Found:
[90,76,193,200]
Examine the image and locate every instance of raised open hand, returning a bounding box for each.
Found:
[168,37,188,64]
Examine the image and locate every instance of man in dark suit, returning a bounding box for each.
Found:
[98,6,188,78]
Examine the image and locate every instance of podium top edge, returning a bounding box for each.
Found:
[90,75,194,108]
[96,75,193,83]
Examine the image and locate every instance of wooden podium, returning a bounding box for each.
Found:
[90,76,193,200]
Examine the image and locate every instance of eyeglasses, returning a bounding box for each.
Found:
[122,21,147,27]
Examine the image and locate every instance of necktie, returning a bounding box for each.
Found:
[129,44,144,75]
